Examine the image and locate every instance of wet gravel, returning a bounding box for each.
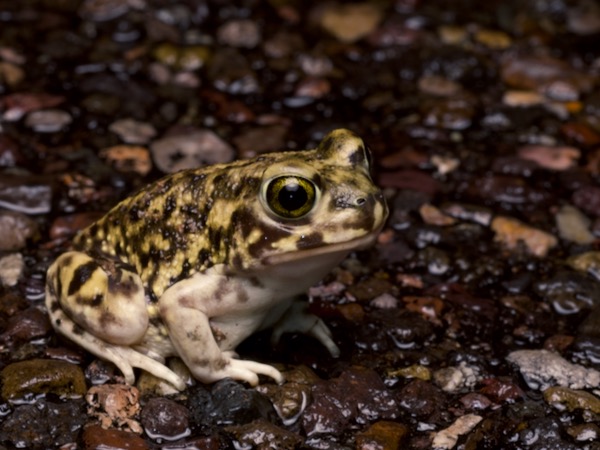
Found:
[1,0,600,449]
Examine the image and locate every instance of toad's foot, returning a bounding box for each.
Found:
[199,351,284,386]
[271,301,341,358]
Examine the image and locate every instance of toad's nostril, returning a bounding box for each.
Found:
[356,197,366,206]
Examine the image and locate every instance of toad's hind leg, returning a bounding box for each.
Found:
[45,251,186,390]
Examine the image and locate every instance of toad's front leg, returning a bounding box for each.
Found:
[158,273,284,386]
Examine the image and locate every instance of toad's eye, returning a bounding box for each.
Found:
[264,176,317,219]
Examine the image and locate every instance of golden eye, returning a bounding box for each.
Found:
[265,176,317,219]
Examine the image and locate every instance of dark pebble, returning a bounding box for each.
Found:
[141,397,190,441]
[0,307,51,344]
[83,424,149,450]
[0,175,52,214]
[470,174,549,206]
[572,185,600,217]
[226,418,303,449]
[533,270,600,314]
[302,367,400,437]
[0,398,85,450]
[398,379,448,422]
[188,379,277,430]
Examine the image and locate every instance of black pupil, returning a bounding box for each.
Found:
[278,182,307,212]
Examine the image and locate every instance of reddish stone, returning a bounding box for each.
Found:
[83,425,148,450]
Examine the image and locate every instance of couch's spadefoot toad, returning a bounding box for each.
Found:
[45,129,388,390]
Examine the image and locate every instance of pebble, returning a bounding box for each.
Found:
[187,379,277,427]
[78,0,134,22]
[371,292,399,309]
[150,128,235,173]
[502,90,545,107]
[422,97,475,130]
[100,145,152,176]
[0,61,24,86]
[387,364,431,381]
[153,44,210,71]
[430,154,460,175]
[555,204,595,245]
[297,53,334,77]
[140,397,190,442]
[294,76,331,99]
[541,80,580,102]
[491,216,557,257]
[302,367,399,437]
[398,379,447,421]
[49,212,102,241]
[572,185,600,217]
[419,203,456,226]
[109,118,157,144]
[0,134,24,167]
[379,169,440,195]
[438,25,468,45]
[0,253,23,287]
[431,414,483,449]
[232,125,288,158]
[0,398,85,449]
[506,349,600,391]
[1,92,64,121]
[479,377,525,403]
[25,109,72,133]
[0,211,37,251]
[0,307,51,344]
[418,75,462,97]
[517,145,580,171]
[256,366,318,426]
[356,421,409,449]
[208,48,259,95]
[534,270,598,314]
[83,424,149,450]
[217,19,261,49]
[567,251,600,280]
[227,418,303,449]
[474,29,512,49]
[441,203,492,226]
[0,359,87,401]
[0,175,52,214]
[318,3,383,43]
[346,277,395,303]
[561,121,600,147]
[566,423,600,442]
[501,55,595,95]
[544,386,600,414]
[403,295,444,325]
[567,0,600,35]
[458,393,493,411]
[86,384,142,434]
[433,362,481,393]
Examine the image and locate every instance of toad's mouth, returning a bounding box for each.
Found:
[261,231,379,266]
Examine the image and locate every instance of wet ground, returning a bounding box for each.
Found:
[1,0,600,449]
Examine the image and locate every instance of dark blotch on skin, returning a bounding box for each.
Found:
[49,299,60,312]
[91,293,104,307]
[163,194,177,220]
[348,146,365,166]
[68,261,99,296]
[237,288,249,303]
[72,323,85,336]
[99,310,116,329]
[296,232,323,249]
[213,278,232,302]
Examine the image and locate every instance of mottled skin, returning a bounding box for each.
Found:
[45,129,388,390]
